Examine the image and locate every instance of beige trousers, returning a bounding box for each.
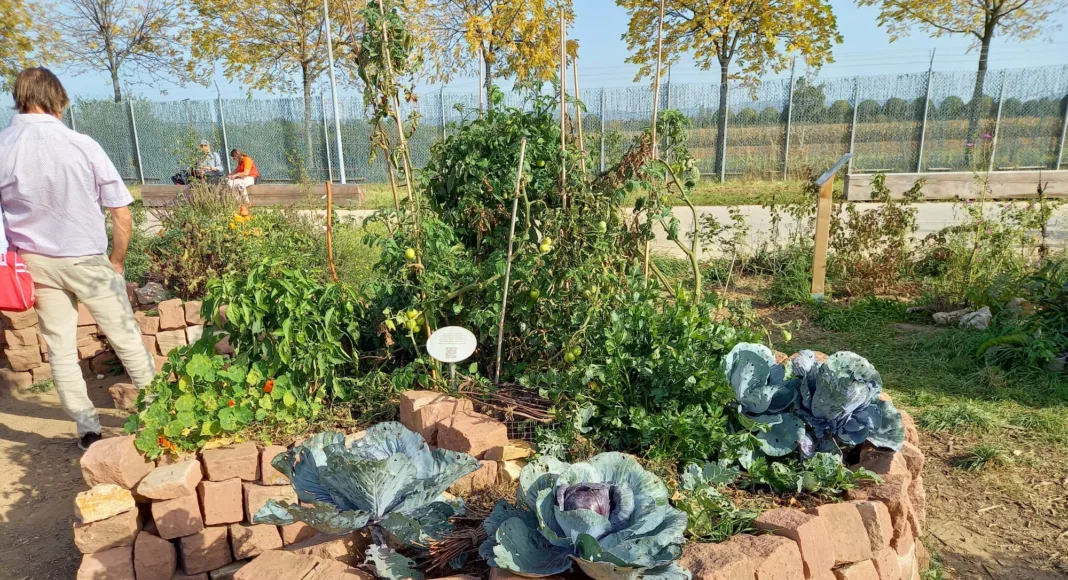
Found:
[21,253,156,436]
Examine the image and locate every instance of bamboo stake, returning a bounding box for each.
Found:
[326,181,339,283]
[495,139,528,384]
[644,0,666,279]
[573,58,586,178]
[478,45,485,118]
[559,8,568,207]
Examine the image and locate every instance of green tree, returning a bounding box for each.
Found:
[1,0,52,88]
[618,0,841,177]
[827,99,853,123]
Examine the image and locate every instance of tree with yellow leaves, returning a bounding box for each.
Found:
[55,0,200,101]
[1,0,39,88]
[856,0,1067,164]
[410,0,577,93]
[617,0,840,176]
[189,0,356,158]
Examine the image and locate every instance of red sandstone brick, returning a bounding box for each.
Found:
[398,390,474,444]
[872,548,902,580]
[142,334,159,356]
[152,493,204,540]
[259,445,289,485]
[201,442,259,481]
[755,508,835,579]
[856,447,910,479]
[76,545,134,580]
[197,478,244,526]
[437,411,507,459]
[156,329,188,355]
[108,383,139,412]
[1,309,37,329]
[231,523,284,559]
[834,560,880,580]
[679,541,756,580]
[729,534,805,580]
[304,558,375,580]
[863,474,914,550]
[72,509,141,554]
[233,550,318,580]
[447,459,497,495]
[899,411,919,446]
[244,483,297,523]
[134,312,160,335]
[134,531,177,579]
[909,475,926,531]
[280,522,318,546]
[807,503,874,565]
[180,526,232,575]
[898,443,924,479]
[185,301,206,326]
[80,435,154,489]
[158,299,186,330]
[286,532,370,566]
[856,501,894,552]
[6,345,42,371]
[137,460,202,500]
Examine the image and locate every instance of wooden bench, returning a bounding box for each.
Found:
[139,183,368,208]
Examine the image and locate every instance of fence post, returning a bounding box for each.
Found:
[782,58,796,181]
[988,71,1007,173]
[1056,86,1068,170]
[218,96,231,174]
[665,65,672,110]
[321,92,333,182]
[440,88,447,141]
[69,101,77,132]
[602,86,610,173]
[128,101,145,185]
[720,82,729,183]
[916,50,935,172]
[847,78,860,174]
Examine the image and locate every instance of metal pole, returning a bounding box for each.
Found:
[1056,86,1068,170]
[128,101,145,185]
[440,87,447,141]
[783,58,796,181]
[218,95,231,173]
[321,92,334,182]
[665,65,672,110]
[988,71,1007,173]
[847,78,860,174]
[69,101,77,131]
[720,82,728,183]
[323,0,347,184]
[598,86,606,173]
[916,49,936,172]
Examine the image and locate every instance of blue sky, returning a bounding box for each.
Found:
[41,0,1068,101]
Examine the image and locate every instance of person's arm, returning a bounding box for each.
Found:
[230,157,250,178]
[108,206,132,274]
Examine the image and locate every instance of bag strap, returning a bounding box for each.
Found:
[0,197,7,256]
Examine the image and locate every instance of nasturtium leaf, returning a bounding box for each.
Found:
[246,365,264,386]
[201,419,221,437]
[177,411,198,428]
[163,419,184,438]
[185,354,215,380]
[218,407,238,431]
[174,394,196,413]
[283,392,297,407]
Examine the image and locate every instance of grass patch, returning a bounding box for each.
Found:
[918,403,996,433]
[952,444,1010,471]
[1008,408,1068,440]
[28,379,54,393]
[812,297,908,332]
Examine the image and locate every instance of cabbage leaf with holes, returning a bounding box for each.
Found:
[479,453,690,580]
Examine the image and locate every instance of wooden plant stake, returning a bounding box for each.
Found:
[810,153,852,301]
[644,0,666,279]
[495,139,528,384]
[559,8,568,208]
[326,181,339,283]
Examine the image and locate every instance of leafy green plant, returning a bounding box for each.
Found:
[480,453,689,580]
[918,402,994,433]
[124,336,314,457]
[742,452,880,495]
[674,463,758,542]
[726,343,905,459]
[255,423,478,580]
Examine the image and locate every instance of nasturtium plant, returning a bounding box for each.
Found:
[480,453,690,580]
[253,423,478,580]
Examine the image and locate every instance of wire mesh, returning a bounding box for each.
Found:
[1,64,1066,184]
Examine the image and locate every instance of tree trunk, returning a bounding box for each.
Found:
[965,27,994,168]
[716,60,729,179]
[110,68,122,102]
[301,62,314,177]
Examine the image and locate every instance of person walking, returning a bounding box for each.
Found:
[0,68,156,450]
[226,148,259,205]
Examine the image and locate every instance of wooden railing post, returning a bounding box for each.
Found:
[811,153,852,301]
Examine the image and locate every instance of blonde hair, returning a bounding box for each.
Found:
[12,68,69,115]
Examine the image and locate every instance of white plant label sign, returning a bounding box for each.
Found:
[426,326,477,363]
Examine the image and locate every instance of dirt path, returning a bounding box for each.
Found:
[0,378,128,580]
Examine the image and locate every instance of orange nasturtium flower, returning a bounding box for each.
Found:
[228,399,236,407]
[264,379,275,394]
[158,436,177,452]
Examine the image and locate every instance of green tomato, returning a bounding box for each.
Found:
[543,236,553,245]
[539,243,551,254]
[536,160,546,168]
[598,220,608,233]
[571,346,582,357]
[404,248,416,261]
[406,309,418,320]
[529,289,541,300]
[404,319,416,331]
[564,352,576,364]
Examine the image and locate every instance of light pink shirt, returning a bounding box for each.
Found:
[0,114,133,257]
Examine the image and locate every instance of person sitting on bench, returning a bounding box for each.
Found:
[226,148,259,203]
[194,140,224,181]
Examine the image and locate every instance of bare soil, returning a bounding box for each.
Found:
[0,377,128,580]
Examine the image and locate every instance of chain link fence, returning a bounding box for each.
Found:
[2,64,1066,184]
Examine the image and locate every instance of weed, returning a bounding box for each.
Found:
[28,379,54,393]
[971,366,1010,391]
[764,247,815,306]
[812,297,907,332]
[918,403,995,433]
[921,540,946,580]
[952,444,1009,471]
[1009,409,1067,441]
